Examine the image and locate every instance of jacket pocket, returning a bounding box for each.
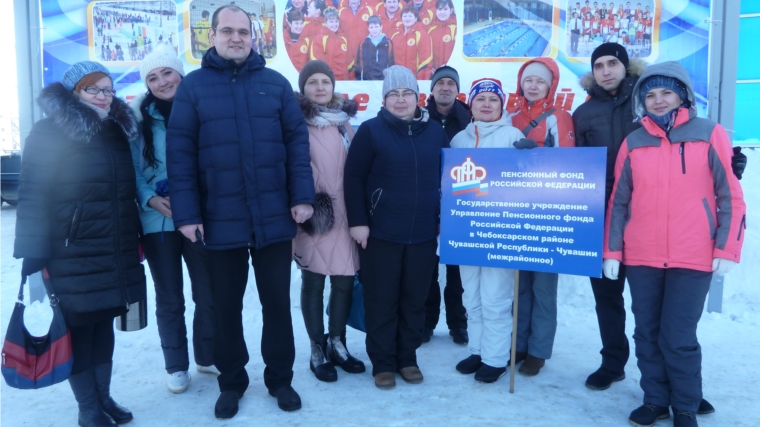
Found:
[702,198,716,241]
[205,168,217,212]
[66,201,83,246]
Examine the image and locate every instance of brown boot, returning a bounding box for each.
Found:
[374,372,396,389]
[398,366,424,384]
[507,351,527,366]
[518,354,545,376]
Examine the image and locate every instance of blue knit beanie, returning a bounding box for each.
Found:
[62,61,111,91]
[639,75,689,127]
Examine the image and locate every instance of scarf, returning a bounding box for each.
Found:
[307,103,352,152]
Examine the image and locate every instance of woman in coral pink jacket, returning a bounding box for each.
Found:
[602,61,745,427]
[293,60,365,383]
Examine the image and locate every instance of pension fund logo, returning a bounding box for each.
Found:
[451,157,488,196]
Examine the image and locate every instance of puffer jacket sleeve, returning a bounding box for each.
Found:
[603,138,632,261]
[344,122,373,228]
[279,79,316,208]
[129,135,157,209]
[166,79,203,227]
[708,124,746,262]
[14,123,59,259]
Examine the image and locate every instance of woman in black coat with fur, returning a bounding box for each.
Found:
[14,61,146,427]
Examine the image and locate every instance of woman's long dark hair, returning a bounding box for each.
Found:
[139,91,174,169]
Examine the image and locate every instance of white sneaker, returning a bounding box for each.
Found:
[196,364,221,376]
[167,371,190,393]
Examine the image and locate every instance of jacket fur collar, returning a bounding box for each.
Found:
[579,58,647,92]
[37,82,139,143]
[296,92,358,121]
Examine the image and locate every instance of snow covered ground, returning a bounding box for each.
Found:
[1,149,759,427]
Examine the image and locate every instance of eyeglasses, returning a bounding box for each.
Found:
[83,86,115,97]
[213,27,252,38]
[386,90,417,101]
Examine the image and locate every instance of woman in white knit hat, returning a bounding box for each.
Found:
[129,46,218,394]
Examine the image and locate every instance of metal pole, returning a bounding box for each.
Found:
[509,270,519,393]
[14,0,44,154]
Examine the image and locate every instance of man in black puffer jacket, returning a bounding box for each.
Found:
[166,5,314,418]
[572,42,643,393]
[423,65,470,345]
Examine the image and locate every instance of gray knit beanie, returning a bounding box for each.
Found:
[382,66,419,99]
[140,45,185,87]
[299,60,335,94]
[430,65,460,92]
[61,61,111,91]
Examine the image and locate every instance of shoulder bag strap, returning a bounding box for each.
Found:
[521,108,557,136]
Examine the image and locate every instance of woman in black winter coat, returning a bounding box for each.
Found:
[14,61,146,427]
[344,65,448,389]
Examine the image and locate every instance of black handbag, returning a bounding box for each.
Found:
[1,274,73,389]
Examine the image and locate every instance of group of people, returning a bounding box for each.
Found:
[567,0,653,56]
[12,2,747,426]
[283,0,457,80]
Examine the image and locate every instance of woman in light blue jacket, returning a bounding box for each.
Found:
[130,46,216,394]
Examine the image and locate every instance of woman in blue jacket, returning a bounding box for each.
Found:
[344,65,448,389]
[130,47,216,394]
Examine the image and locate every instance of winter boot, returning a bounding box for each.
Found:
[518,354,545,376]
[68,368,118,427]
[628,403,670,427]
[327,335,365,374]
[310,338,337,382]
[474,364,507,383]
[697,399,715,415]
[456,355,482,374]
[93,362,133,424]
[449,328,469,344]
[507,351,528,366]
[673,410,698,427]
[585,366,625,390]
[398,366,424,384]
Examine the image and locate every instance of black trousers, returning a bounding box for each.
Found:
[70,318,115,375]
[360,237,438,376]
[142,231,214,373]
[425,262,467,330]
[205,241,294,395]
[571,30,580,52]
[590,263,630,374]
[300,269,355,342]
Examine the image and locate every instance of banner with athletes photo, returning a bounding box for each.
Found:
[41,0,713,123]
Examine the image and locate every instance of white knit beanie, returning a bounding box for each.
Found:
[140,45,185,87]
[520,62,553,86]
[382,66,419,99]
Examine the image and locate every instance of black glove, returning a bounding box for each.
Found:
[513,138,538,149]
[732,146,747,180]
[21,258,48,277]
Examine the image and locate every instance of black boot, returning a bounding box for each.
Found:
[327,335,366,374]
[309,338,337,382]
[68,369,118,427]
[93,362,133,424]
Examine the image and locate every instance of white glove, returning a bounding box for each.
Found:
[712,258,738,275]
[603,259,620,280]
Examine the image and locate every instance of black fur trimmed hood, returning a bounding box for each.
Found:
[295,92,358,121]
[37,82,140,143]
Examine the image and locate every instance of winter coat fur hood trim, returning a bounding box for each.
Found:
[38,82,140,143]
[579,57,647,91]
[130,92,147,123]
[295,92,358,122]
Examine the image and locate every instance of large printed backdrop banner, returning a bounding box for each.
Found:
[41,0,712,122]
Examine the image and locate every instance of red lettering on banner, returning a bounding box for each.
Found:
[353,93,369,111]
